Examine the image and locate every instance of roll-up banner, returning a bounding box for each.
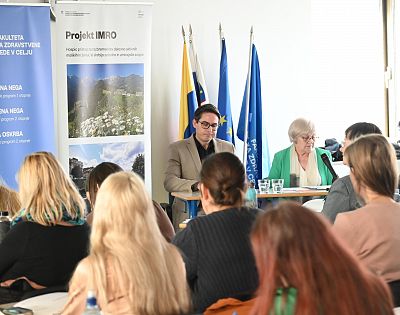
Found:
[0,4,55,190]
[55,1,152,195]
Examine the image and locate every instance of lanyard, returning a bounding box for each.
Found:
[273,287,297,315]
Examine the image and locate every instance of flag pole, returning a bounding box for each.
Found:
[181,25,186,43]
[188,24,197,74]
[219,23,223,53]
[242,26,254,171]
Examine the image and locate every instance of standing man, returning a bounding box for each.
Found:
[164,104,234,228]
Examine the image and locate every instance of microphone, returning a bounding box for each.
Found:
[321,153,338,182]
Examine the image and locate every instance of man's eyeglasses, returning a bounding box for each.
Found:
[198,121,219,130]
[300,135,318,142]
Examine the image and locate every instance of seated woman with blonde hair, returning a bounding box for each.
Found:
[62,172,190,315]
[0,152,89,303]
[334,134,400,306]
[86,162,174,242]
[251,202,394,315]
[0,184,21,218]
[0,184,21,244]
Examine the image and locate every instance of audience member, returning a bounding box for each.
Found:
[322,122,382,222]
[0,185,21,217]
[173,152,260,313]
[268,118,333,187]
[0,185,21,244]
[164,104,234,228]
[87,162,174,241]
[333,134,400,305]
[62,172,190,315]
[0,152,89,303]
[251,202,394,315]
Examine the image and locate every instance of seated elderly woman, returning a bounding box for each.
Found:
[173,152,261,313]
[334,134,400,306]
[250,202,393,315]
[62,172,190,315]
[0,152,89,303]
[86,162,174,242]
[268,118,333,187]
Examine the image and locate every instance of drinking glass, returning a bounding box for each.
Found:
[258,179,270,193]
[272,179,284,193]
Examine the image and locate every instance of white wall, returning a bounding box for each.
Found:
[2,0,385,202]
[151,0,385,202]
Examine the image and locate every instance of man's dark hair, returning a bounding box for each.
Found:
[193,104,221,121]
[345,122,382,140]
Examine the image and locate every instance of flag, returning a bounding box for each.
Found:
[237,44,271,184]
[179,42,198,139]
[216,38,235,145]
[189,34,209,105]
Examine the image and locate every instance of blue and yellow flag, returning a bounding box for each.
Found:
[179,42,198,139]
[237,44,271,184]
[216,38,235,145]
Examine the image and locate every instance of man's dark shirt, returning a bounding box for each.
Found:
[193,133,215,162]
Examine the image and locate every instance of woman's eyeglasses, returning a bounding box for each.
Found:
[300,135,318,142]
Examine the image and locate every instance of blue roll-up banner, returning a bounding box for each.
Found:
[0,4,55,189]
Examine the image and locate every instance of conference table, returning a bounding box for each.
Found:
[172,186,330,219]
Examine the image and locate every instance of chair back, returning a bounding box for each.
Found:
[0,221,10,244]
[302,199,325,212]
[153,200,175,242]
[389,280,400,307]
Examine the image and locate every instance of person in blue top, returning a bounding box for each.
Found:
[268,118,333,187]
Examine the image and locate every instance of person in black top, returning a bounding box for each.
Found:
[164,104,235,229]
[0,152,90,303]
[173,152,260,313]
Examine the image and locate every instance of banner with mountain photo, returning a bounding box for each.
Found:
[55,1,153,193]
[0,4,54,190]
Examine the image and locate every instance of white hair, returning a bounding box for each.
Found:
[288,118,316,143]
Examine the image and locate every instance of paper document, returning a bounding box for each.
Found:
[281,187,306,192]
[14,292,67,315]
[302,185,331,191]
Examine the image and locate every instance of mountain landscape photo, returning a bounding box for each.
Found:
[67,63,144,138]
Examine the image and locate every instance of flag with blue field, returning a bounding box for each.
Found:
[237,44,271,184]
[179,42,198,139]
[216,38,235,145]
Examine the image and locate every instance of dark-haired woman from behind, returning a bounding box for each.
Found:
[173,152,260,313]
[251,202,394,315]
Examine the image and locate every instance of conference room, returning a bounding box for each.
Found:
[1,0,400,314]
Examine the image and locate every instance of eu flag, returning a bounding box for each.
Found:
[237,44,271,184]
[216,38,235,145]
[179,42,198,139]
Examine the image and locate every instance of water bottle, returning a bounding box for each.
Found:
[82,290,101,315]
[245,182,258,208]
